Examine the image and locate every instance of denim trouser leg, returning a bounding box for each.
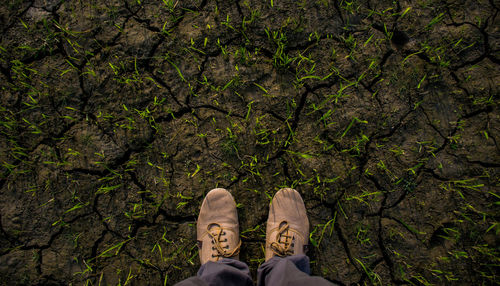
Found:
[174,258,253,286]
[257,255,337,286]
[175,255,336,286]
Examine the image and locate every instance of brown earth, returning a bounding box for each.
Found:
[0,0,499,285]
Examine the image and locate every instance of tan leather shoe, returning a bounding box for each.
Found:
[197,188,241,264]
[265,188,309,261]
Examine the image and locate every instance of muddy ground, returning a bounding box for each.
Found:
[0,0,499,285]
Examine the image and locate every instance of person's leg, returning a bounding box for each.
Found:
[257,255,337,286]
[175,188,253,286]
[258,188,337,286]
[176,258,253,286]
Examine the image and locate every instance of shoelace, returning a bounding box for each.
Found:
[270,221,294,257]
[207,223,241,259]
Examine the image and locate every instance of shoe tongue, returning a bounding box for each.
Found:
[208,224,225,239]
[208,223,222,231]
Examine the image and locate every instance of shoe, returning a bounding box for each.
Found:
[265,188,309,261]
[197,188,241,264]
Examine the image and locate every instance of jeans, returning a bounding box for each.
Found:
[174,255,337,286]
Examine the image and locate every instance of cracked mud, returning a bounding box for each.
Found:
[1,0,499,285]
